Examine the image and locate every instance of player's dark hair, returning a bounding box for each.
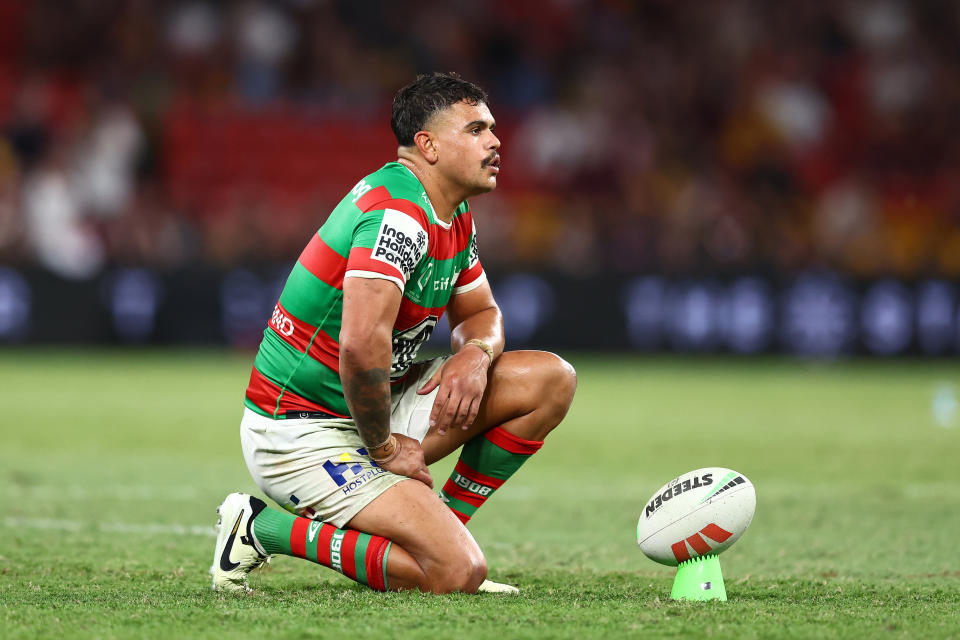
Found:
[391,72,488,146]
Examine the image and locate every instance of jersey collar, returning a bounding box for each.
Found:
[398,163,452,230]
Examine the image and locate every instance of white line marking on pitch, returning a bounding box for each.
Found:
[3,517,215,537]
[0,485,202,500]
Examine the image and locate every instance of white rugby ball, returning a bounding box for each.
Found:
[636,467,756,566]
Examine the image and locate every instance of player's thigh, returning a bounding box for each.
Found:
[472,349,575,425]
[388,357,448,442]
[240,408,405,527]
[420,350,571,463]
[345,478,486,583]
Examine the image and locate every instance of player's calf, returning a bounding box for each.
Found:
[250,498,394,591]
[438,351,577,524]
[222,491,485,594]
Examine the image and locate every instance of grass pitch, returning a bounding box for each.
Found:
[1,350,958,639]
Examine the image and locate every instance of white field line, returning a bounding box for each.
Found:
[0,485,202,500]
[3,516,215,537]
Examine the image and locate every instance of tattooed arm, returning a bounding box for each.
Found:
[340,277,433,487]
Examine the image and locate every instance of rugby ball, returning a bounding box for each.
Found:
[636,467,756,566]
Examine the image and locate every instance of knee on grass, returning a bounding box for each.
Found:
[424,553,487,594]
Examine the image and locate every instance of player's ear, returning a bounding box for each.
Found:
[413,130,438,164]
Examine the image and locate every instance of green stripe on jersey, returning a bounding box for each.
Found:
[278,262,344,337]
[247,161,478,423]
[254,333,349,416]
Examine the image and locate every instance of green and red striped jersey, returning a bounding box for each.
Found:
[245,162,485,419]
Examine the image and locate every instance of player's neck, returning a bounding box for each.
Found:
[396,158,463,224]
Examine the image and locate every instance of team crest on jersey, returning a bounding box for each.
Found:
[372,209,427,278]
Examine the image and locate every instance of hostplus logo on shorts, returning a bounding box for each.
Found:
[323,449,387,496]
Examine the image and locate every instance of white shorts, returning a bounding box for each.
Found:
[240,357,446,527]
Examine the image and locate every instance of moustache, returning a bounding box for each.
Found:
[482,153,500,167]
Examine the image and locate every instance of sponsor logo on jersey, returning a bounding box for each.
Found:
[644,473,713,518]
[391,315,438,378]
[270,305,294,337]
[468,233,479,267]
[415,261,434,293]
[307,521,321,543]
[372,209,427,277]
[351,179,372,204]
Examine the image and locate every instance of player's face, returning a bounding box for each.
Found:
[429,101,501,194]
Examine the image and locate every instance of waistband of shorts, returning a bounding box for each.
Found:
[279,410,342,420]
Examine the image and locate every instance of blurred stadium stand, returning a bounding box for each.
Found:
[0,0,959,355]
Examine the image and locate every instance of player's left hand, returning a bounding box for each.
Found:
[417,347,491,435]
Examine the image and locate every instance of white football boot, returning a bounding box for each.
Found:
[211,493,269,593]
[477,579,520,594]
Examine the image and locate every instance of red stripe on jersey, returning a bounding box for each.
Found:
[245,367,349,418]
[485,426,544,455]
[356,187,430,231]
[346,247,405,283]
[671,540,691,563]
[454,459,506,489]
[454,261,483,289]
[427,217,471,260]
[355,186,392,212]
[268,302,341,373]
[377,198,430,228]
[365,536,388,591]
[316,523,334,566]
[340,530,360,580]
[394,296,445,331]
[306,331,341,374]
[298,234,346,289]
[290,518,309,559]
[685,532,712,555]
[449,508,470,524]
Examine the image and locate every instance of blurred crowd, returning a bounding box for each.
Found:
[1,0,959,280]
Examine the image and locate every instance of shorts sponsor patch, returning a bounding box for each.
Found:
[322,449,390,496]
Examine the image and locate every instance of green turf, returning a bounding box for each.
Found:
[1,350,958,639]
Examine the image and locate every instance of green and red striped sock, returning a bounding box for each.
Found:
[440,426,544,524]
[250,501,391,591]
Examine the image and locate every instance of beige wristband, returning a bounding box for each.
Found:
[465,338,494,363]
[368,434,401,463]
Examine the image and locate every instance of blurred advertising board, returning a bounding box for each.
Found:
[0,266,957,357]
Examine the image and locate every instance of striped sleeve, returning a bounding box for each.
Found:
[345,207,429,291]
[452,218,485,295]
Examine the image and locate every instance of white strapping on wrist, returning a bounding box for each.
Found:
[465,338,494,363]
[369,434,400,463]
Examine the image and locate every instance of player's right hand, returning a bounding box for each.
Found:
[377,433,433,488]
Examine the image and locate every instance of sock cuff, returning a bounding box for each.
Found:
[251,506,297,556]
[485,426,544,455]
